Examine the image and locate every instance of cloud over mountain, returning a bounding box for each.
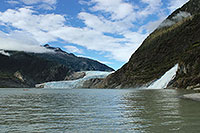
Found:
[0,31,52,53]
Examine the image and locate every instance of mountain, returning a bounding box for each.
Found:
[41,44,114,72]
[0,45,114,88]
[100,0,200,89]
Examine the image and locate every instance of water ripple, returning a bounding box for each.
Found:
[0,88,200,132]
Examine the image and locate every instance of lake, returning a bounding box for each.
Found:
[0,88,200,132]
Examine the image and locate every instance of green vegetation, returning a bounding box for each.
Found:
[146,16,193,44]
[192,42,200,48]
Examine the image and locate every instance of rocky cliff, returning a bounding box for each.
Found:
[0,45,114,88]
[172,44,200,89]
[100,0,200,89]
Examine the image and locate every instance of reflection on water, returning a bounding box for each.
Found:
[0,88,200,132]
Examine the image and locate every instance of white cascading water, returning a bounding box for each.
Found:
[0,50,10,56]
[41,71,113,89]
[147,64,179,89]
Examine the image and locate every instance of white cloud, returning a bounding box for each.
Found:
[78,12,132,34]
[130,0,163,22]
[79,0,164,35]
[158,11,191,28]
[172,11,191,21]
[7,0,57,10]
[50,27,123,52]
[6,0,20,4]
[64,45,83,54]
[139,16,166,33]
[0,8,65,44]
[123,32,148,45]
[90,0,134,20]
[168,0,189,12]
[110,32,148,62]
[20,0,56,5]
[37,4,55,10]
[0,31,52,53]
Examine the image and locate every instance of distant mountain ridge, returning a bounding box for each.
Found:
[0,45,114,88]
[99,0,200,89]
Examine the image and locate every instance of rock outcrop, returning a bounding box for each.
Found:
[14,71,25,82]
[65,72,86,81]
[172,45,200,89]
[82,78,104,88]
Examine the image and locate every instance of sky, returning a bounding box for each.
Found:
[0,0,189,70]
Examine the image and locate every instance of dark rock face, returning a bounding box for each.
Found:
[101,0,200,89]
[172,45,200,89]
[82,78,104,88]
[0,45,114,88]
[65,72,86,81]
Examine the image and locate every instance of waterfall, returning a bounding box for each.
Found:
[147,64,178,89]
[40,71,113,89]
[0,50,10,56]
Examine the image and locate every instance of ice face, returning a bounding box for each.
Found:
[148,64,179,89]
[42,71,113,89]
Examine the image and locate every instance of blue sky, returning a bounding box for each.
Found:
[0,0,189,70]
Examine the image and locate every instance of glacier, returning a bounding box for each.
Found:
[40,71,113,89]
[147,64,179,89]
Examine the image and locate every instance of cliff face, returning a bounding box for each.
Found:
[173,44,200,89]
[101,0,200,89]
[0,45,114,88]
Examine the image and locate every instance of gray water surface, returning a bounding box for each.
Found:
[0,88,200,133]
